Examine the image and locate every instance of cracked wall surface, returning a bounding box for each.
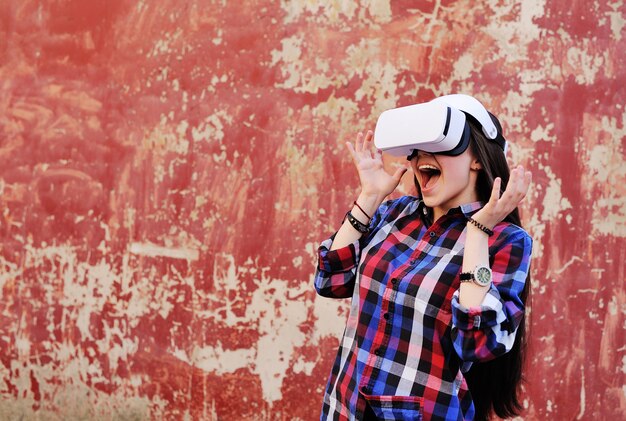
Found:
[0,0,624,419]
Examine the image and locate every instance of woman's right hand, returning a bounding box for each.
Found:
[329,130,407,250]
[346,130,408,203]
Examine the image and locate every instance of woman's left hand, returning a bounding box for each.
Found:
[472,165,532,229]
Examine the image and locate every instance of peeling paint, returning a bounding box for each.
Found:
[0,0,624,419]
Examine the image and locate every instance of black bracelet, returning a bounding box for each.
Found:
[345,211,370,234]
[467,217,494,236]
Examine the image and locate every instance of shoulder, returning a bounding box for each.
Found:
[368,196,422,233]
[376,195,421,220]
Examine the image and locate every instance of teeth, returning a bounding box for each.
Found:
[418,164,439,171]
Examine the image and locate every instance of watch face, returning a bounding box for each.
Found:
[475,266,492,286]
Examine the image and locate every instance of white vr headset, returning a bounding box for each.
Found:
[374,94,507,157]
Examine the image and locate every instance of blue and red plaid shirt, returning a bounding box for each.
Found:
[314,196,532,420]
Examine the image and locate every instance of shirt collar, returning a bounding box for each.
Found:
[416,199,485,219]
[459,201,485,216]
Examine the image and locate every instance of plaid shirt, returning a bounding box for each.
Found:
[314,196,532,421]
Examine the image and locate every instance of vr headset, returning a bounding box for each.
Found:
[374,94,507,157]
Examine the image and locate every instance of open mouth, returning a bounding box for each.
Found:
[418,164,441,190]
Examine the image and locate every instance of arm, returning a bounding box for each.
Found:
[314,236,362,298]
[329,130,407,251]
[451,165,533,362]
[314,130,407,298]
[451,230,532,362]
[458,165,532,307]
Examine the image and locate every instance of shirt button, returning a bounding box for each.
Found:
[391,278,397,285]
[374,348,382,356]
[383,313,389,320]
[429,231,436,238]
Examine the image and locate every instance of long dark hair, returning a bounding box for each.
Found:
[414,113,531,420]
[465,114,531,421]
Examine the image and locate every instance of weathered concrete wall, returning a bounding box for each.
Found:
[0,0,624,419]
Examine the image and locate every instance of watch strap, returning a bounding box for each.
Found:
[459,271,474,282]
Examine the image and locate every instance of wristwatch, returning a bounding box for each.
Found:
[460,265,492,287]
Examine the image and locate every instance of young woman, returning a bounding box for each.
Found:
[314,103,533,420]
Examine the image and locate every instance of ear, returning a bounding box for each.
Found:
[470,159,483,171]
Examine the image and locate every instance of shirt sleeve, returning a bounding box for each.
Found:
[313,198,399,299]
[313,236,362,298]
[450,230,532,363]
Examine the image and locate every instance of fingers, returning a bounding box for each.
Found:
[511,165,532,200]
[476,165,532,229]
[365,130,374,146]
[354,131,364,154]
[349,132,365,164]
[392,166,409,182]
[354,130,373,152]
[490,177,502,203]
[350,130,376,160]
[523,170,532,196]
[345,141,356,163]
[362,130,374,159]
[486,165,532,207]
[496,166,532,210]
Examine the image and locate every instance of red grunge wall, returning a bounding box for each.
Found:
[0,0,624,419]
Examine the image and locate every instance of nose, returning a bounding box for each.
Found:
[408,150,433,161]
